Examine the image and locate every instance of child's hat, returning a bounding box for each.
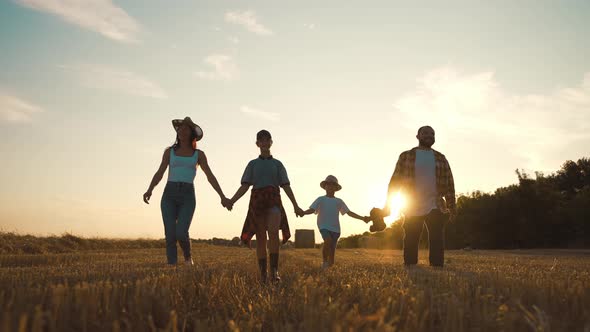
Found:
[320,175,342,191]
[172,116,203,141]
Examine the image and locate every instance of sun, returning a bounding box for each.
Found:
[385,192,407,222]
[369,187,407,223]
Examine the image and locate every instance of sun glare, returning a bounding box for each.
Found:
[369,187,407,224]
[386,192,407,223]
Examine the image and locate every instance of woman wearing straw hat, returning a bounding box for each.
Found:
[143,117,231,265]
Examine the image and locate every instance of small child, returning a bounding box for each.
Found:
[302,175,370,269]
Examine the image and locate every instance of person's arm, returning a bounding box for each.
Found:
[143,148,170,204]
[302,198,321,217]
[198,150,230,208]
[282,185,304,216]
[347,211,371,223]
[301,208,315,216]
[444,157,456,218]
[383,153,406,216]
[228,161,255,210]
[277,161,304,216]
[229,184,251,208]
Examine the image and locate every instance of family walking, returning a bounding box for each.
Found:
[143,117,456,282]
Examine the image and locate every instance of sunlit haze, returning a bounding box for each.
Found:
[1,1,589,241]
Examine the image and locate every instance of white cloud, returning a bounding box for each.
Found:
[0,93,44,123]
[60,64,168,99]
[224,10,272,35]
[393,67,590,170]
[15,0,141,43]
[240,106,279,122]
[303,23,315,30]
[195,55,238,81]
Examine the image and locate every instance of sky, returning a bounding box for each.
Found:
[0,0,589,241]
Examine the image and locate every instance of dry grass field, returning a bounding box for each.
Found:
[1,244,589,331]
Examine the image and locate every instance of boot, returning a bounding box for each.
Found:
[258,258,267,284]
[269,253,280,282]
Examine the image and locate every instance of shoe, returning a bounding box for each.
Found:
[321,261,330,270]
[258,259,268,284]
[184,258,194,266]
[270,268,281,282]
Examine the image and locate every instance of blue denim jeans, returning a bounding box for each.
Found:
[319,229,341,251]
[160,181,196,264]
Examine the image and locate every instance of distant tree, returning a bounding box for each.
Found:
[342,156,590,250]
[557,160,584,194]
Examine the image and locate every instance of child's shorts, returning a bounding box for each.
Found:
[319,229,341,250]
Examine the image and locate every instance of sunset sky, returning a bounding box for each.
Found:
[1,0,589,241]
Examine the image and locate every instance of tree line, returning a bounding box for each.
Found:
[339,157,590,249]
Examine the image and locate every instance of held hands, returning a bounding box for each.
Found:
[295,206,305,218]
[143,190,152,204]
[222,197,234,211]
[363,216,371,223]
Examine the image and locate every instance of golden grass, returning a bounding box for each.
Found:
[1,246,589,331]
[0,232,163,255]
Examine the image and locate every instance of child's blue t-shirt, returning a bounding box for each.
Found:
[310,196,350,233]
[240,156,290,189]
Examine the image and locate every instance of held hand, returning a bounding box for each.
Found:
[143,191,152,204]
[448,208,457,223]
[295,206,305,218]
[363,216,371,223]
[222,198,234,211]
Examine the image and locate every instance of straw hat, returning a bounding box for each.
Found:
[172,116,203,141]
[320,175,342,191]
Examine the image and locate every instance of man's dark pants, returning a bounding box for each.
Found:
[403,209,447,267]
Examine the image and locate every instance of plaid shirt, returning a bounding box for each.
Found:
[388,147,456,212]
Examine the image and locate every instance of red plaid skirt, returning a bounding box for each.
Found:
[240,186,291,246]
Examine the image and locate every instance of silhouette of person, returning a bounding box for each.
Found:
[143,117,230,265]
[382,126,456,267]
[227,130,304,283]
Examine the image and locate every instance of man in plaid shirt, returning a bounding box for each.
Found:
[383,126,455,267]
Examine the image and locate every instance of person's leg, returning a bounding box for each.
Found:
[323,238,333,266]
[267,208,281,254]
[402,216,425,265]
[425,209,446,267]
[255,218,268,282]
[160,185,179,265]
[319,229,331,267]
[176,185,196,262]
[267,207,281,281]
[329,231,340,266]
